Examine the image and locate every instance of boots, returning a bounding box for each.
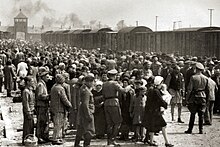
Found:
[74,136,81,147]
[83,133,91,147]
[178,118,184,123]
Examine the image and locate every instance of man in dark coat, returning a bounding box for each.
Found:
[3,60,16,97]
[50,74,72,145]
[74,75,95,147]
[185,62,209,134]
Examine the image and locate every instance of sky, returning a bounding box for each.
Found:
[0,0,220,31]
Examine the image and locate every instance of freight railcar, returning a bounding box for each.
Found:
[117,26,153,51]
[105,31,118,51]
[74,29,91,48]
[41,26,220,58]
[83,28,113,51]
[134,27,220,58]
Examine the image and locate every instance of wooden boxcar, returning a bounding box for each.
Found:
[117,26,153,51]
[84,28,113,50]
[134,27,220,58]
[106,31,118,51]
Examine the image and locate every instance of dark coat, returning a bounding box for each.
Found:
[92,89,106,136]
[212,75,220,110]
[119,89,134,125]
[77,84,95,136]
[3,65,16,90]
[142,86,167,132]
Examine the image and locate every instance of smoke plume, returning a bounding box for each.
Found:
[9,0,83,28]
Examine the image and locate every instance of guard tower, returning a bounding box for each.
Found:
[14,9,28,40]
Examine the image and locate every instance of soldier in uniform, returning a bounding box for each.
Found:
[185,62,209,134]
[35,67,51,143]
[74,75,95,147]
[102,69,131,146]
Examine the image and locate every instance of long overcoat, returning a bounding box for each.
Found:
[3,65,16,90]
[77,84,95,136]
[142,86,167,132]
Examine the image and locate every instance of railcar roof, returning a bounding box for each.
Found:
[175,27,220,32]
[118,26,152,33]
[89,28,113,33]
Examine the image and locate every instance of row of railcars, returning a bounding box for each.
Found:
[41,28,113,51]
[41,26,220,58]
[134,27,220,57]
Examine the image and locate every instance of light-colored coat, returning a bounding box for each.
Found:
[36,79,49,107]
[50,83,72,114]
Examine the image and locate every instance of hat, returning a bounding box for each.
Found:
[84,74,95,82]
[154,76,164,85]
[191,61,197,65]
[122,77,130,82]
[59,62,65,67]
[96,80,103,86]
[62,73,69,80]
[134,79,143,85]
[56,74,65,84]
[195,62,205,70]
[108,69,118,75]
[78,75,85,84]
[185,60,191,64]
[208,61,215,66]
[38,67,49,77]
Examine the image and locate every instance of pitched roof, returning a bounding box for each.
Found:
[14,10,27,19]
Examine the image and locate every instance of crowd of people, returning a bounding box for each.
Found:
[0,39,220,147]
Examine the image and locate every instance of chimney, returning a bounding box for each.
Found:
[32,25,34,29]
[41,25,44,30]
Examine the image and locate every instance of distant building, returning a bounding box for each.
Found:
[0,10,78,41]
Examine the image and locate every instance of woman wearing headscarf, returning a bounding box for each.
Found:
[142,76,173,147]
[92,80,106,139]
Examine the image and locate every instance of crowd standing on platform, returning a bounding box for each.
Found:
[1,39,220,147]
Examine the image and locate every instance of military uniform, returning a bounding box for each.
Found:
[102,69,128,145]
[185,63,209,134]
[75,84,95,147]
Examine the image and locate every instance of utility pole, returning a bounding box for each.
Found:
[136,21,138,26]
[178,21,182,28]
[98,21,101,28]
[173,21,176,30]
[208,9,214,27]
[155,16,158,31]
[122,20,124,28]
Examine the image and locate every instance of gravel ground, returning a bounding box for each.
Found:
[1,91,220,147]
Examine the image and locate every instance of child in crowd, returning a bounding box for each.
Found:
[160,84,172,116]
[130,80,147,142]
